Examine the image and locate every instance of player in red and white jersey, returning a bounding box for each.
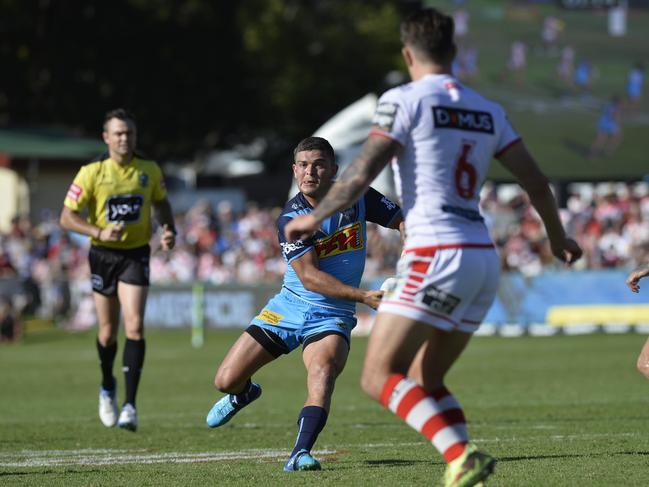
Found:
[286,8,581,487]
[377,63,518,249]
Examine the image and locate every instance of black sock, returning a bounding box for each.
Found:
[123,338,146,407]
[96,339,117,391]
[290,406,328,457]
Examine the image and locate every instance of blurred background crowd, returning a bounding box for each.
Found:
[1,0,648,340]
[2,179,649,341]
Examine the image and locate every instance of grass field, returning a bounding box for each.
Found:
[1,328,649,486]
[424,0,649,180]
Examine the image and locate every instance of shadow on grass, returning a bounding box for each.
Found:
[0,468,102,477]
[562,138,591,158]
[363,459,438,467]
[498,450,649,462]
[20,329,75,345]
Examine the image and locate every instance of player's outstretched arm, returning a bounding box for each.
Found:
[497,141,582,265]
[627,264,649,293]
[284,135,400,242]
[291,250,383,309]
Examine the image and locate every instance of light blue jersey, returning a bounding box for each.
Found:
[248,187,401,353]
[277,187,401,313]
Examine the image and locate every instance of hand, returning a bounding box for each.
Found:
[362,290,384,310]
[626,266,649,293]
[551,237,582,265]
[284,214,320,242]
[160,224,176,251]
[98,222,124,242]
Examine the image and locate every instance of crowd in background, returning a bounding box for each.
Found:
[1,181,649,339]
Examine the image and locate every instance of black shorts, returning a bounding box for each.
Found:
[88,245,150,296]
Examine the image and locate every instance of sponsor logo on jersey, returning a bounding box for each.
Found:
[421,285,461,314]
[338,207,357,226]
[280,240,306,256]
[432,106,494,134]
[106,194,144,223]
[256,309,284,325]
[67,183,83,202]
[315,222,363,259]
[372,102,398,131]
[381,196,397,211]
[138,173,148,187]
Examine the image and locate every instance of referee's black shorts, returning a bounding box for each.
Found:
[88,245,150,296]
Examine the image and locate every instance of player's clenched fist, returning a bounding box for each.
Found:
[627,265,649,293]
[160,224,176,251]
[284,213,319,242]
[98,222,124,242]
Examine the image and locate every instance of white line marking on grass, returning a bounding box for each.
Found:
[1,432,640,468]
[0,448,336,468]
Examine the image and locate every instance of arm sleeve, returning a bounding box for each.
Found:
[276,213,316,264]
[63,165,92,211]
[363,186,402,227]
[151,163,168,202]
[494,107,522,159]
[370,88,411,146]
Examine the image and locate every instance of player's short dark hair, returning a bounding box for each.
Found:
[293,136,335,164]
[103,108,136,130]
[400,8,456,65]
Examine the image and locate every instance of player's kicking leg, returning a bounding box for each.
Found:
[284,332,349,472]
[361,313,495,487]
[206,329,276,427]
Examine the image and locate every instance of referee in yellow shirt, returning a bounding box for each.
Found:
[60,108,176,432]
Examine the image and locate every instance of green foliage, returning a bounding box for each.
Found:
[0,0,647,179]
[0,0,402,158]
[2,329,649,485]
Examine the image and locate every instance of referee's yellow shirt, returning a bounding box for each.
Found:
[64,155,167,250]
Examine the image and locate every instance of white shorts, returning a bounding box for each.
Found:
[378,244,500,333]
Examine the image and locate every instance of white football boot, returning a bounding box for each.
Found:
[117,403,138,432]
[98,386,118,427]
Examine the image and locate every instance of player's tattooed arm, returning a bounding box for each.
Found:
[310,135,400,221]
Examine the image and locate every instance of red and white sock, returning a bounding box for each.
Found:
[380,373,469,463]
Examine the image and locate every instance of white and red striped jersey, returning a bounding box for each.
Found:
[372,74,520,247]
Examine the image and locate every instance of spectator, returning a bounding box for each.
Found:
[0,295,17,342]
[3,180,649,326]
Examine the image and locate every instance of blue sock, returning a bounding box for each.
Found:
[290,406,328,457]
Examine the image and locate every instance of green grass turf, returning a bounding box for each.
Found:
[424,0,649,181]
[1,328,649,486]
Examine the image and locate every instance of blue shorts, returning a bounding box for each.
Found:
[598,118,619,135]
[249,287,357,354]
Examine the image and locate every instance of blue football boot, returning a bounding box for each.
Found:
[283,449,322,472]
[206,382,262,428]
